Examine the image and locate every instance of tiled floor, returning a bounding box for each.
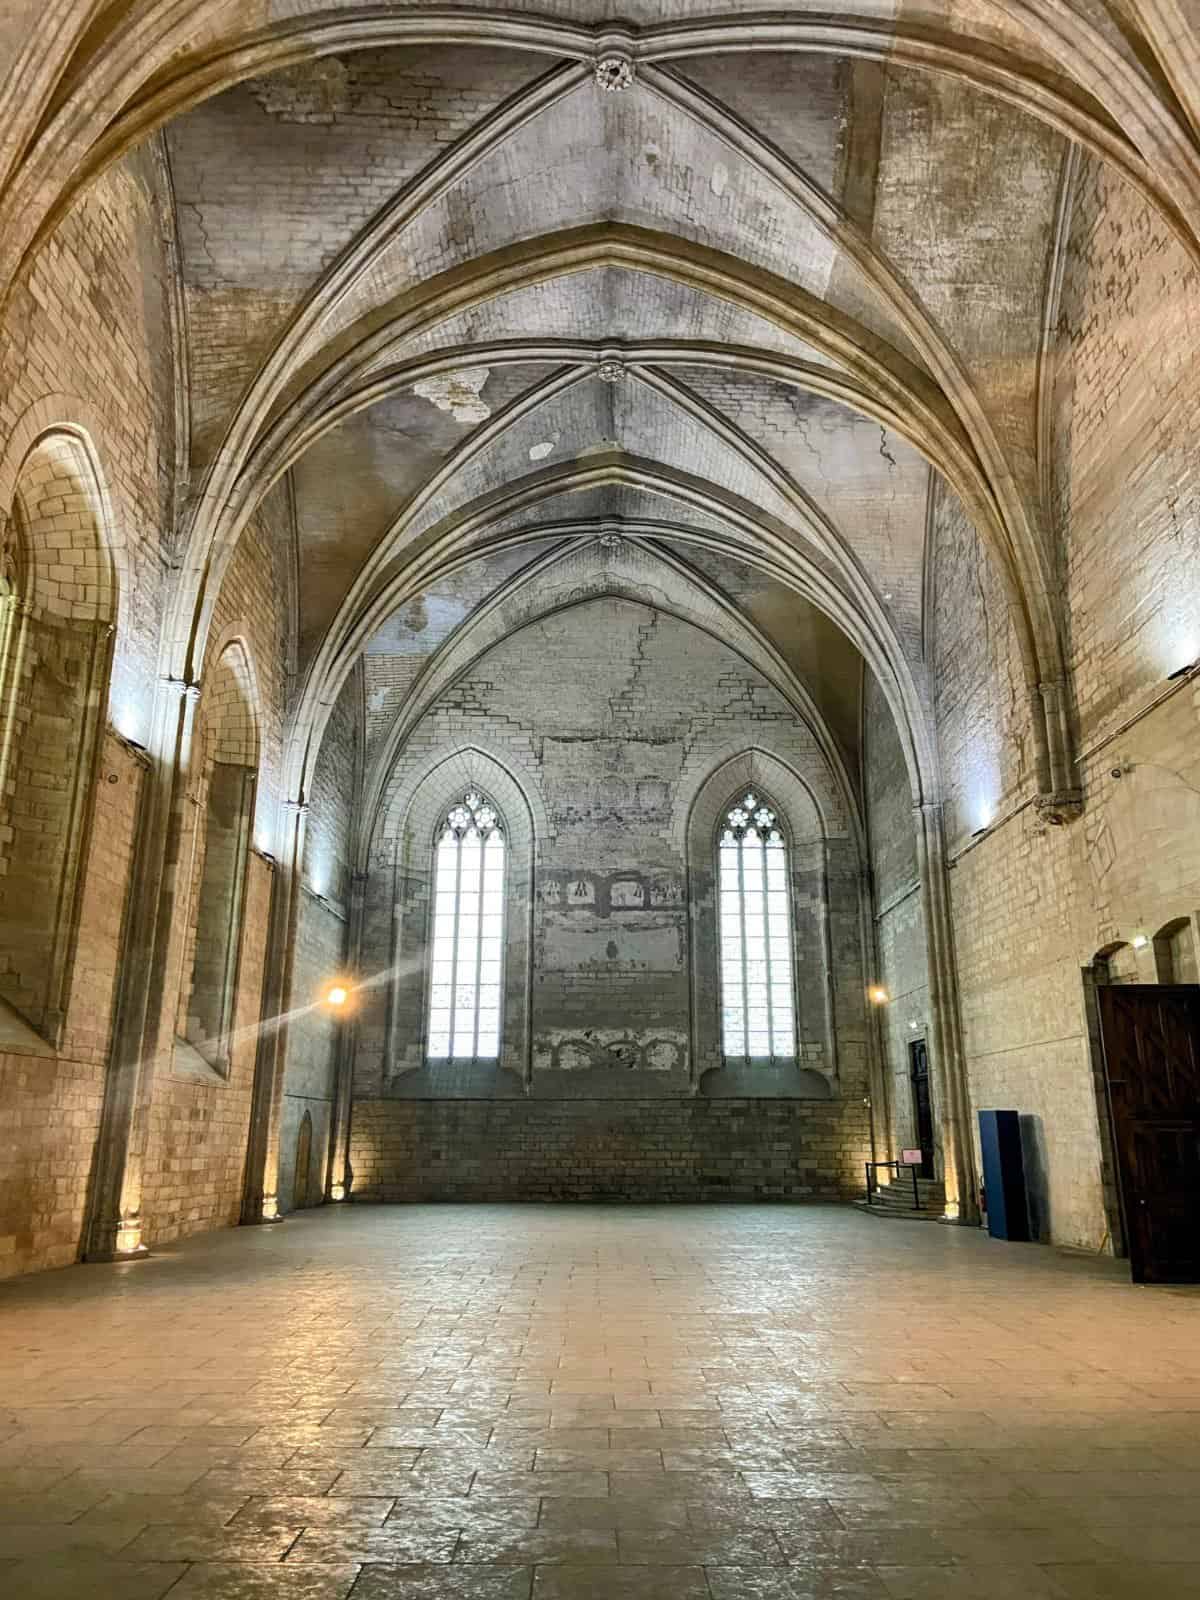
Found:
[2,1205,1199,1599]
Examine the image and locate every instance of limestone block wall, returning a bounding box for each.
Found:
[0,145,182,1276]
[0,734,143,1277]
[349,1097,872,1204]
[354,596,870,1196]
[903,155,1200,1251]
[862,671,931,1167]
[278,894,346,1214]
[0,143,179,737]
[0,140,299,1270]
[358,598,867,1097]
[277,674,361,1213]
[141,854,272,1246]
[141,504,291,1246]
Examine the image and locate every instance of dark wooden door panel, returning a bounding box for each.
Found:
[909,1039,935,1180]
[1098,985,1200,1284]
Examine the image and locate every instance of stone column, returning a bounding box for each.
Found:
[241,799,307,1224]
[914,799,978,1222]
[326,870,366,1200]
[84,677,202,1259]
[859,870,894,1165]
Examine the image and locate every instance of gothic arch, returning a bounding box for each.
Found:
[683,749,866,1100]
[364,744,539,1095]
[0,413,119,1042]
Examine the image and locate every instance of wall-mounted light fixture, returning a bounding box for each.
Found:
[1132,932,1149,951]
[115,1218,146,1256]
[867,985,889,1005]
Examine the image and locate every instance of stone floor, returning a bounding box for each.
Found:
[2,1205,1199,1599]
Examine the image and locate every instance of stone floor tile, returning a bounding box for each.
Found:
[456,1527,619,1564]
[617,1526,787,1564]
[0,1519,148,1557]
[1047,1568,1200,1599]
[0,1555,188,1599]
[0,1482,111,1523]
[351,1566,533,1599]
[229,1496,393,1529]
[705,1570,881,1599]
[478,1468,609,1497]
[284,1525,460,1564]
[4,1207,1198,1599]
[120,1524,305,1561]
[533,1563,709,1597]
[932,1526,1110,1563]
[198,1468,343,1497]
[876,1563,1078,1597]
[77,1490,251,1530]
[166,1566,360,1599]
[537,1494,689,1530]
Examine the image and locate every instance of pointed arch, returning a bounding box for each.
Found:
[360,744,539,1098]
[684,748,867,1101]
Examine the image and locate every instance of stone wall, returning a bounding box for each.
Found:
[358,596,868,1104]
[0,140,298,1270]
[0,733,144,1277]
[352,595,870,1194]
[917,156,1200,1250]
[862,669,930,1166]
[0,145,180,1276]
[349,1097,871,1204]
[278,673,362,1212]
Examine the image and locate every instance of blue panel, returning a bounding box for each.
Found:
[979,1109,1030,1241]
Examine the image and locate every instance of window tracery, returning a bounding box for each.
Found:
[718,791,796,1060]
[426,790,505,1059]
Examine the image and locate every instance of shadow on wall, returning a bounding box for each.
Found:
[1019,1113,1050,1242]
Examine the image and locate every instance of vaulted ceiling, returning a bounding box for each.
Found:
[8,2,1200,810]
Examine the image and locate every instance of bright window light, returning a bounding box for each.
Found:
[426,791,505,1060]
[718,791,795,1061]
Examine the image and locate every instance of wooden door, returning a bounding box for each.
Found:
[909,1039,935,1180]
[1097,984,1200,1283]
[292,1111,313,1212]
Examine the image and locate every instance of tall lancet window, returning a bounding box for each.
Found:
[426,790,505,1060]
[719,792,796,1060]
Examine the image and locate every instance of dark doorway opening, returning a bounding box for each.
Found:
[909,1038,935,1179]
[1097,984,1200,1284]
[292,1110,314,1213]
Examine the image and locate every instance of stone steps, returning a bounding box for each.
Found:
[856,1175,946,1222]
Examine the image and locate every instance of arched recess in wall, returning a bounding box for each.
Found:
[292,1109,314,1212]
[174,638,260,1077]
[365,745,538,1097]
[0,427,117,1043]
[1153,917,1199,984]
[683,749,850,1101]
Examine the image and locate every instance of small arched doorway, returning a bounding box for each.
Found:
[292,1110,314,1212]
[1086,938,1200,1282]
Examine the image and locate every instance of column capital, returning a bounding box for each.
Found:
[160,675,201,702]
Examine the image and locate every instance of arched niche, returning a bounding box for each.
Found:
[175,640,260,1077]
[362,744,537,1097]
[0,428,117,1042]
[684,749,858,1099]
[1153,917,1198,985]
[1093,940,1141,986]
